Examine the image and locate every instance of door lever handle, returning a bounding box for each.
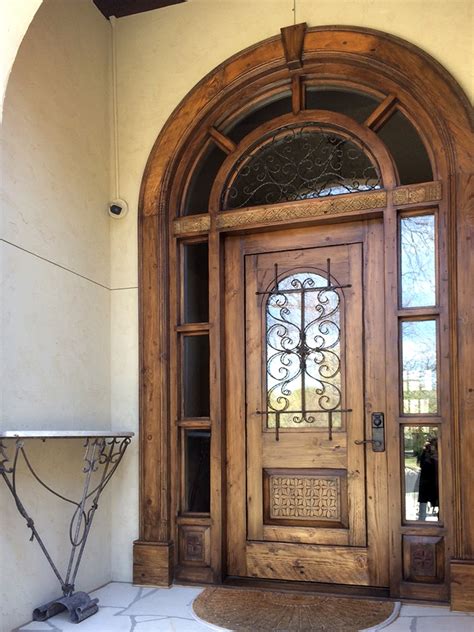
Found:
[354,412,385,452]
[354,439,382,447]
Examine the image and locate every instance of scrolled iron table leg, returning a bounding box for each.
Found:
[0,432,132,624]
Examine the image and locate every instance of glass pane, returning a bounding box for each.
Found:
[306,87,380,124]
[222,123,381,210]
[266,271,342,429]
[378,110,433,184]
[401,320,438,414]
[183,143,226,215]
[184,429,211,513]
[183,242,209,323]
[403,426,439,522]
[226,93,292,143]
[400,214,436,308]
[183,335,210,418]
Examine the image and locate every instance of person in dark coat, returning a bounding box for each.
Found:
[417,437,438,520]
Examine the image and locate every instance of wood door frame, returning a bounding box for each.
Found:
[134,24,474,607]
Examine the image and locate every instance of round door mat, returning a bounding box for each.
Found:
[192,587,400,632]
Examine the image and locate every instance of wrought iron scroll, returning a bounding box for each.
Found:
[256,259,352,441]
[222,123,381,210]
[0,435,131,622]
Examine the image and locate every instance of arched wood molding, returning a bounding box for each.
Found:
[134,24,473,606]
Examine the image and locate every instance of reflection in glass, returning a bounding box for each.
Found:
[226,94,292,143]
[183,335,210,418]
[265,271,342,429]
[401,215,436,307]
[183,242,209,323]
[401,320,438,414]
[305,88,380,124]
[184,429,211,513]
[377,110,433,184]
[184,143,226,215]
[403,426,439,522]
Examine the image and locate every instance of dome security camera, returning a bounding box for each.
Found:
[108,198,129,219]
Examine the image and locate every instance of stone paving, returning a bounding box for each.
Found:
[14,582,474,632]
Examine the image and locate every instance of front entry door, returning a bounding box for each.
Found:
[225,220,389,587]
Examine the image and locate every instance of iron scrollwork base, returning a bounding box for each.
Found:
[33,591,99,624]
[0,433,132,624]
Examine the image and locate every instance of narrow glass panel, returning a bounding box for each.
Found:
[183,335,210,418]
[226,93,292,143]
[266,271,342,430]
[401,320,438,414]
[184,429,211,513]
[183,143,226,215]
[183,242,209,323]
[306,87,380,124]
[403,426,439,522]
[378,110,433,184]
[400,215,436,308]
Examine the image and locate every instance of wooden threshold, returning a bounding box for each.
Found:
[222,576,391,600]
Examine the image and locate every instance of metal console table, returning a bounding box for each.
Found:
[0,430,133,624]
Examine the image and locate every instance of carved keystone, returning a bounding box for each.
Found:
[281,23,307,70]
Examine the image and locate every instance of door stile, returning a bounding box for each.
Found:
[345,244,366,547]
[384,197,403,598]
[224,235,248,577]
[363,220,390,586]
[209,228,225,582]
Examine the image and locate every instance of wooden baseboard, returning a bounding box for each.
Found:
[133,540,174,586]
[450,560,474,611]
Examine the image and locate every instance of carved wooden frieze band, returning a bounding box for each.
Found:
[392,181,442,206]
[216,191,387,230]
[173,215,211,236]
[173,183,442,237]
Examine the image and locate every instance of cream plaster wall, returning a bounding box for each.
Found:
[110,0,473,582]
[0,0,43,120]
[1,1,113,630]
[1,0,472,627]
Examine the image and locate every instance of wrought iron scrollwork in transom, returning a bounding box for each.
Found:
[221,123,381,210]
[256,260,352,440]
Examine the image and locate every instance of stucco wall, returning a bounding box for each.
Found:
[110,0,473,582]
[0,1,112,629]
[0,0,472,628]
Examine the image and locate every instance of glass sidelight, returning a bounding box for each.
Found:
[400,213,436,308]
[401,320,438,415]
[183,429,211,513]
[182,334,210,418]
[183,242,209,323]
[402,426,439,523]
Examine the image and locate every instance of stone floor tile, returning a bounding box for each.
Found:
[17,623,55,632]
[122,587,204,617]
[135,618,217,632]
[400,604,455,617]
[90,582,142,607]
[380,617,415,631]
[47,607,132,632]
[416,617,474,631]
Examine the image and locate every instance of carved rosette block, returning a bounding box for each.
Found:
[403,535,444,583]
[178,525,211,567]
[392,181,442,206]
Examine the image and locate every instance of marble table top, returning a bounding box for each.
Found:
[0,430,134,438]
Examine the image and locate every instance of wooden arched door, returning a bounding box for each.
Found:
[134,24,474,608]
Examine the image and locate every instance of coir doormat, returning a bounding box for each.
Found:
[192,587,400,632]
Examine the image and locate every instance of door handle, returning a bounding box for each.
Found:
[355,438,382,447]
[354,412,385,452]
